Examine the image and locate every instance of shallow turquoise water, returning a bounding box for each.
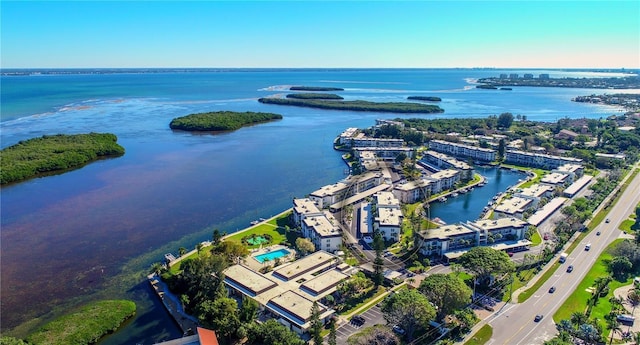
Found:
[0,68,629,343]
[254,248,291,263]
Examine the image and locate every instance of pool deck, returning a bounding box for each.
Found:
[245,245,296,271]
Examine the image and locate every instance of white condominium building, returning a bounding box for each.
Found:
[428,139,496,162]
[504,150,583,169]
[293,198,342,253]
[372,191,403,242]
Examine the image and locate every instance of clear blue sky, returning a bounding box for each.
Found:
[1,1,638,68]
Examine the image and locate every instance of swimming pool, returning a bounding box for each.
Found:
[254,249,291,263]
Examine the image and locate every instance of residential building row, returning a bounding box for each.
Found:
[428,139,497,162]
[421,150,474,181]
[417,217,530,260]
[223,251,348,335]
[338,127,404,148]
[504,150,583,170]
[293,198,342,253]
[392,169,461,204]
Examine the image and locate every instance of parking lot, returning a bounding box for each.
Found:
[333,305,386,344]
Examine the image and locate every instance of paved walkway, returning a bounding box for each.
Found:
[148,273,199,334]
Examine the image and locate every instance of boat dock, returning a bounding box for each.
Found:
[148,273,199,334]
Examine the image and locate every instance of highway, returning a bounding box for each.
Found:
[487,170,640,344]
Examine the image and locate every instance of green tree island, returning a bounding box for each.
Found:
[407,96,442,102]
[169,111,283,132]
[258,98,444,114]
[0,133,125,185]
[286,93,344,100]
[289,86,344,91]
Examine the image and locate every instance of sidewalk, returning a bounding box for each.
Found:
[458,165,640,344]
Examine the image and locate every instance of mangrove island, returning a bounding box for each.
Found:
[407,96,442,102]
[289,86,344,91]
[0,133,125,185]
[286,93,344,100]
[26,300,136,345]
[169,111,283,132]
[258,97,444,113]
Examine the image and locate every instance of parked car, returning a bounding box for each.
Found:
[534,314,544,322]
[567,265,574,273]
[549,286,556,293]
[543,233,549,240]
[606,218,610,223]
[392,325,406,335]
[351,315,365,325]
[507,252,514,257]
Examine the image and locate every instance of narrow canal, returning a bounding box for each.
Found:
[429,166,527,225]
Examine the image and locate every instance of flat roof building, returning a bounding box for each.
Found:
[494,197,533,219]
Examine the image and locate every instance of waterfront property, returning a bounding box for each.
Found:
[309,171,384,209]
[421,150,474,181]
[504,150,583,170]
[392,179,433,204]
[417,217,529,260]
[223,251,349,335]
[540,172,571,187]
[493,196,533,219]
[371,191,403,242]
[338,128,404,148]
[428,139,496,162]
[514,184,554,208]
[292,198,342,253]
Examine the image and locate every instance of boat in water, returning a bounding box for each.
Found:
[452,192,459,197]
[250,220,259,225]
[438,197,447,202]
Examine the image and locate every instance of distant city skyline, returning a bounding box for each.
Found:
[1,1,638,69]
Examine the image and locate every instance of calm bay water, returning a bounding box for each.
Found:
[0,69,626,343]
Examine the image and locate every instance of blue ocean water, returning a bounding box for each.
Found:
[0,69,629,343]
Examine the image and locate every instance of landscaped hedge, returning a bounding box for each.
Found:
[26,300,136,345]
[169,111,282,131]
[0,133,125,185]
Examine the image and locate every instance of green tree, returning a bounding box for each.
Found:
[419,274,472,320]
[310,301,323,345]
[246,319,305,345]
[179,247,187,257]
[239,295,259,324]
[498,112,514,129]
[498,139,506,160]
[213,229,222,244]
[373,231,385,286]
[382,289,436,341]
[196,297,240,337]
[211,240,249,264]
[458,247,515,286]
[296,237,315,256]
[346,325,399,345]
[608,256,633,279]
[327,319,337,345]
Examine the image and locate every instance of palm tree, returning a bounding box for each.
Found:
[605,314,623,345]
[149,262,164,275]
[196,242,203,255]
[570,312,588,327]
[179,247,187,257]
[634,331,640,345]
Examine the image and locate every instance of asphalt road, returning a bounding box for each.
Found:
[487,170,640,345]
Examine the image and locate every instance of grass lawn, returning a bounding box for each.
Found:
[503,268,538,302]
[553,240,622,324]
[464,324,493,345]
[339,286,387,316]
[621,219,636,234]
[530,232,542,247]
[224,211,295,249]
